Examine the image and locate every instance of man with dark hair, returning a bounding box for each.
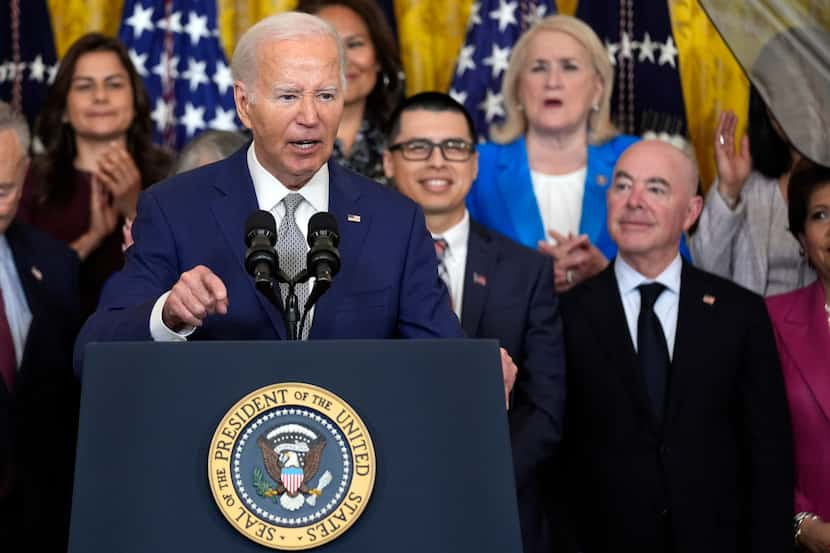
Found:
[0,102,81,550]
[561,138,793,553]
[383,92,566,553]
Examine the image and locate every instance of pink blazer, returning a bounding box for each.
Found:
[767,280,830,519]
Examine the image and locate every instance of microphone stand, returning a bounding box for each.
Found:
[275,269,311,341]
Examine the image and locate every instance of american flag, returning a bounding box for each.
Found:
[281,467,304,496]
[118,0,239,150]
[449,0,556,141]
[0,0,58,129]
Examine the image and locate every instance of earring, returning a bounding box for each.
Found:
[591,102,600,112]
[382,71,390,88]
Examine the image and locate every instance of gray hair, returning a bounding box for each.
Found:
[231,11,346,102]
[0,101,31,153]
[171,130,249,175]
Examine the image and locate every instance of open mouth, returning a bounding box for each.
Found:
[289,140,321,151]
[544,99,563,108]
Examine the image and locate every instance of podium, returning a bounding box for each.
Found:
[69,340,523,552]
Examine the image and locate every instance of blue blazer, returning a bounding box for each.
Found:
[462,221,565,553]
[73,147,462,371]
[467,135,638,260]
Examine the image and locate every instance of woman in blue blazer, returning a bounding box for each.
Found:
[467,15,637,292]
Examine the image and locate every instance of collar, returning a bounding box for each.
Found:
[247,142,330,212]
[615,253,682,296]
[432,210,470,254]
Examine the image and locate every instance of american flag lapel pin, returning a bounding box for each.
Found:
[31,266,43,281]
[473,272,487,287]
[347,214,361,223]
[702,294,716,305]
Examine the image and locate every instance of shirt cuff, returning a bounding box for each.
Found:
[149,291,196,341]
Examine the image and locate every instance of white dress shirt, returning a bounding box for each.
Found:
[614,254,682,360]
[431,210,469,322]
[531,167,586,241]
[0,234,32,367]
[150,143,329,341]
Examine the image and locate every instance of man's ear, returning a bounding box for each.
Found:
[382,149,395,180]
[234,81,253,130]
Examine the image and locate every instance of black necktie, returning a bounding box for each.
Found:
[637,283,670,422]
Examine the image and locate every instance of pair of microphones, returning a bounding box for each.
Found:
[244,210,341,340]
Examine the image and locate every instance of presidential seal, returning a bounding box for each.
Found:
[208,383,375,550]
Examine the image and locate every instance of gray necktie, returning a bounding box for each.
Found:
[277,193,310,339]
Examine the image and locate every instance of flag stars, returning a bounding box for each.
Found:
[524,3,548,27]
[468,2,482,27]
[124,2,155,39]
[129,49,149,77]
[150,98,173,131]
[208,107,238,131]
[605,40,620,66]
[478,89,504,123]
[152,52,180,82]
[489,0,518,33]
[157,11,184,34]
[182,58,208,91]
[637,32,657,63]
[28,55,47,82]
[184,11,210,46]
[619,32,634,60]
[482,43,511,79]
[455,45,476,77]
[180,102,206,136]
[658,36,678,67]
[213,60,233,95]
[449,88,468,106]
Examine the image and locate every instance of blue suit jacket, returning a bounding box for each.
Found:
[462,221,565,553]
[467,135,639,259]
[73,148,462,370]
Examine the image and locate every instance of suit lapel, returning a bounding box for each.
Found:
[6,226,47,383]
[209,148,287,339]
[586,265,660,435]
[460,222,497,337]
[495,139,545,248]
[308,162,370,339]
[779,281,830,422]
[664,263,712,435]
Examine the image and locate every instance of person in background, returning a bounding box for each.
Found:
[560,138,793,553]
[121,130,250,251]
[384,92,565,553]
[766,160,830,553]
[467,15,638,293]
[0,102,81,552]
[297,0,405,185]
[691,86,814,295]
[18,33,172,315]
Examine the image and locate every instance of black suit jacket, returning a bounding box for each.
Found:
[560,261,793,553]
[462,221,565,553]
[0,221,81,551]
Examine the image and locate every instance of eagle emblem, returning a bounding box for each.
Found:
[254,424,332,511]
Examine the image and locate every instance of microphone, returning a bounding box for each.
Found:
[244,210,280,304]
[305,212,341,308]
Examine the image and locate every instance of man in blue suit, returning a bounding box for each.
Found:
[383,92,566,553]
[74,13,517,397]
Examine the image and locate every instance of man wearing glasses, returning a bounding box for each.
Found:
[383,92,566,553]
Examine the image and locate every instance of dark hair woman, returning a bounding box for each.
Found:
[18,33,172,315]
[296,0,404,185]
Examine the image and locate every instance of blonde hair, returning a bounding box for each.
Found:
[491,14,617,145]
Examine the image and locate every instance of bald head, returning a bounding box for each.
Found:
[606,139,703,277]
[620,139,699,197]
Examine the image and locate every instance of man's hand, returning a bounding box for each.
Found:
[500,347,517,410]
[162,265,229,331]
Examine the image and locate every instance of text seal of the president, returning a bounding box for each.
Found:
[209,383,375,549]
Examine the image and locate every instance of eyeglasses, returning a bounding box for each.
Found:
[388,138,475,161]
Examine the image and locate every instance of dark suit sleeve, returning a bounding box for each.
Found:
[395,205,464,339]
[740,295,794,553]
[73,189,182,373]
[508,255,565,489]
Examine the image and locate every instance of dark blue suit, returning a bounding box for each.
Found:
[0,221,81,551]
[461,221,565,553]
[74,148,462,370]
